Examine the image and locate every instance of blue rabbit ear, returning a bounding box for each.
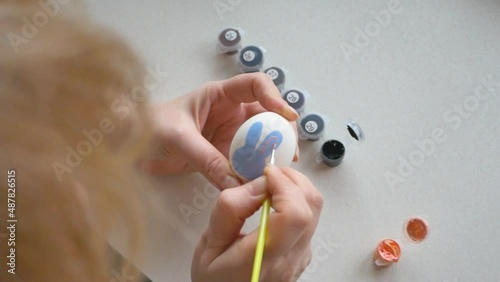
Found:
[244,121,263,148]
[257,130,283,157]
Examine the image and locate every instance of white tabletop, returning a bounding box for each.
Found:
[87,1,500,281]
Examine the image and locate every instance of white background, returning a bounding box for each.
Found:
[86,1,500,281]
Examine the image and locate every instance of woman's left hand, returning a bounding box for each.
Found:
[142,73,299,190]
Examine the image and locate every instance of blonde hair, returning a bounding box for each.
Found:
[0,2,151,281]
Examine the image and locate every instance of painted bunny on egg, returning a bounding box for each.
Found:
[231,121,283,181]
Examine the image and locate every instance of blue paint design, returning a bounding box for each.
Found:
[232,121,283,180]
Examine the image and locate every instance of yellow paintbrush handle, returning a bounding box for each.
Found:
[251,197,271,282]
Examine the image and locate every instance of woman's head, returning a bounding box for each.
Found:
[0,2,151,281]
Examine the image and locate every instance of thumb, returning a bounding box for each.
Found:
[168,130,241,190]
[204,177,268,255]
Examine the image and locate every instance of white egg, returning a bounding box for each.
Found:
[229,112,297,182]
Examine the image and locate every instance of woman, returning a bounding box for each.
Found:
[0,1,324,281]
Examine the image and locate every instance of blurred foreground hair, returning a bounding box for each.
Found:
[0,1,152,281]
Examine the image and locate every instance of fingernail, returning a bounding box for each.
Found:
[247,177,267,196]
[264,163,278,175]
[222,175,241,189]
[285,105,299,121]
[293,146,300,162]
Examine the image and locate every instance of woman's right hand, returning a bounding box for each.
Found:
[191,165,324,282]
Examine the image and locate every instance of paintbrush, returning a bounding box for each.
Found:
[250,144,276,282]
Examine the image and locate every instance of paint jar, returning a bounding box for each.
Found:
[373,239,401,267]
[264,66,286,91]
[373,217,429,267]
[320,140,345,167]
[238,45,265,73]
[403,217,429,243]
[282,88,308,113]
[217,28,242,54]
[297,113,328,141]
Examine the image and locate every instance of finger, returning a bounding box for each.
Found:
[167,127,241,190]
[281,167,323,216]
[281,167,323,250]
[261,165,313,258]
[204,177,268,254]
[220,73,299,121]
[139,159,194,175]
